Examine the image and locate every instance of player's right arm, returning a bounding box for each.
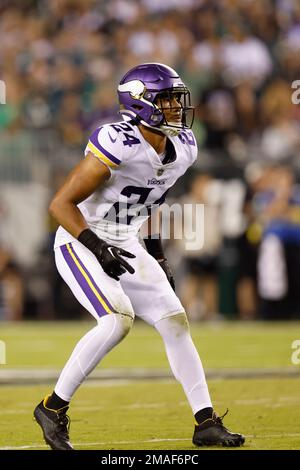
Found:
[49,151,135,280]
[49,152,110,238]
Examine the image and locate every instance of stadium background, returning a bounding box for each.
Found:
[0,0,300,451]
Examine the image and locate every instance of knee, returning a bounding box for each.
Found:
[155,312,190,339]
[113,313,133,340]
[96,312,133,343]
[121,314,134,336]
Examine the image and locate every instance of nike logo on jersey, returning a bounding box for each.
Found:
[108,132,117,143]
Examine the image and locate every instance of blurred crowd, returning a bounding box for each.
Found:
[169,164,300,321]
[0,0,300,321]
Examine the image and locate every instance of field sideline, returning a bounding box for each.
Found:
[0,320,300,450]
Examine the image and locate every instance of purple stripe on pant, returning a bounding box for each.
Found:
[60,243,115,317]
[69,243,115,311]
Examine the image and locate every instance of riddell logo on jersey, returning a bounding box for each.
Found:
[0,80,6,104]
[147,178,167,185]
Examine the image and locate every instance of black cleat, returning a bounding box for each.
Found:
[193,410,245,447]
[34,396,74,450]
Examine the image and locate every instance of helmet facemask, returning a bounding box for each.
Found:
[153,88,194,137]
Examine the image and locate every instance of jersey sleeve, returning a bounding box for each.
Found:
[84,125,123,172]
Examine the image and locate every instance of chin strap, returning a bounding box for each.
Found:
[138,118,181,137]
[159,125,181,137]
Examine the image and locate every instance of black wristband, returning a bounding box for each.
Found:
[143,235,165,260]
[78,228,102,252]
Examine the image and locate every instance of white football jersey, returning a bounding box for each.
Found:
[54,121,197,247]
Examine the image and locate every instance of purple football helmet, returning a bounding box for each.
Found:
[118,63,194,136]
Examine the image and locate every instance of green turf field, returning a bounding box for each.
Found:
[0,320,300,450]
[1,320,299,369]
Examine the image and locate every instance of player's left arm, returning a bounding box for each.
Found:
[142,210,175,291]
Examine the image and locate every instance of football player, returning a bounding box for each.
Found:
[34,63,245,449]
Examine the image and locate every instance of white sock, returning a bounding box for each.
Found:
[55,313,133,401]
[155,314,212,414]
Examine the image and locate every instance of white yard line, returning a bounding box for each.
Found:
[2,394,300,415]
[1,367,299,385]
